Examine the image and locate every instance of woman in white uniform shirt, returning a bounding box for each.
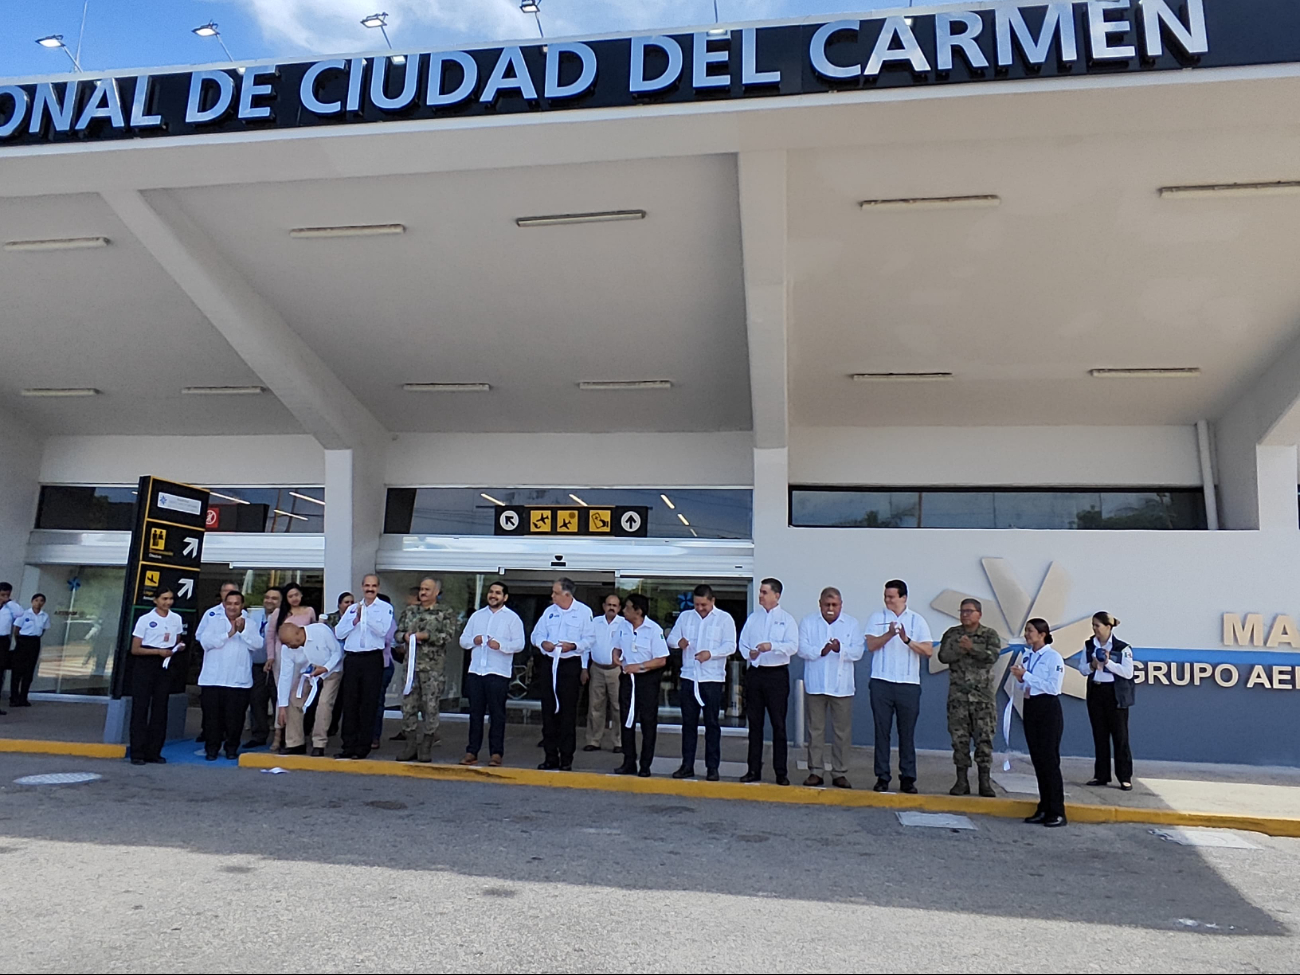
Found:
[1080,611,1135,790]
[1010,618,1068,827]
[130,588,186,766]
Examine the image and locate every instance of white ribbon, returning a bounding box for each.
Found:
[688,667,705,707]
[1001,698,1014,772]
[624,670,636,729]
[402,634,417,696]
[296,667,321,710]
[548,650,561,713]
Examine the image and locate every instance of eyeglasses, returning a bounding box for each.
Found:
[958,608,979,615]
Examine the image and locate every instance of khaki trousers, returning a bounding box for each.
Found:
[285,671,342,749]
[585,663,622,749]
[806,692,854,776]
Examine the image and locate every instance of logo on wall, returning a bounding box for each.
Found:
[930,558,1091,713]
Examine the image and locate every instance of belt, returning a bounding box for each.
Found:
[591,661,620,670]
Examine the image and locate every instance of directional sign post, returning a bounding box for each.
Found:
[103,476,209,745]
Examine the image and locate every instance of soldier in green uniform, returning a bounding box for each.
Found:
[393,577,458,762]
[938,598,1002,797]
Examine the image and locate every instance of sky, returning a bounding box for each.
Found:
[0,0,904,79]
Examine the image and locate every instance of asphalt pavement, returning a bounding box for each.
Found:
[0,751,1297,973]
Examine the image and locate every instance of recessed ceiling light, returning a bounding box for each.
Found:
[289,491,326,506]
[273,509,309,521]
[1158,181,1300,199]
[578,380,672,391]
[480,493,506,506]
[4,236,110,252]
[1089,368,1200,378]
[20,387,100,397]
[516,210,647,228]
[677,513,691,526]
[660,494,676,510]
[181,385,265,396]
[568,494,588,507]
[207,490,251,505]
[289,224,406,239]
[858,195,999,212]
[403,383,491,393]
[850,372,953,382]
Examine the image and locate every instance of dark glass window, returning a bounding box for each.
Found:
[384,488,752,539]
[790,487,1207,530]
[36,485,325,533]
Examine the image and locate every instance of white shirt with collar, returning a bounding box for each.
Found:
[797,611,864,697]
[1078,635,1134,683]
[668,607,737,683]
[738,605,799,668]
[620,618,669,667]
[866,606,933,685]
[1019,646,1066,697]
[197,612,264,688]
[0,599,24,635]
[277,622,344,707]
[334,597,395,653]
[591,614,632,667]
[132,609,184,649]
[460,605,525,678]
[197,605,249,650]
[16,609,50,637]
[531,600,596,666]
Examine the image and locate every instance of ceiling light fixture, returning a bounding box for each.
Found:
[578,380,672,391]
[289,491,326,506]
[181,385,265,396]
[1088,367,1201,378]
[289,224,406,239]
[858,195,1000,211]
[568,494,589,506]
[207,490,251,505]
[20,387,99,397]
[677,513,691,526]
[851,372,954,382]
[480,493,506,506]
[273,508,309,521]
[1158,180,1300,200]
[516,210,647,228]
[660,494,676,510]
[4,236,109,252]
[403,382,491,393]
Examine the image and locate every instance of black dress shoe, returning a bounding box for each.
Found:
[582,744,601,751]
[900,779,918,795]
[671,767,695,779]
[334,752,356,760]
[1085,778,1109,787]
[131,758,147,766]
[205,753,219,762]
[1119,782,1133,791]
[1043,815,1068,828]
[225,750,239,760]
[147,756,167,765]
[242,740,266,750]
[1024,811,1047,824]
[538,761,560,770]
[775,775,790,786]
[872,778,890,792]
[614,764,636,775]
[739,771,761,783]
[558,763,573,772]
[637,769,651,777]
[706,769,719,782]
[310,747,325,757]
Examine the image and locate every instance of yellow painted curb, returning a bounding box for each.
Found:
[0,738,126,760]
[238,752,1300,837]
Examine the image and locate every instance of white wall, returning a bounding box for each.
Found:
[790,426,1203,486]
[40,435,326,485]
[385,432,754,486]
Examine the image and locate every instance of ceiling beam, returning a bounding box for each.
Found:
[101,188,386,451]
[738,150,789,451]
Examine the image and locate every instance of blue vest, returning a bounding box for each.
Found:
[1087,637,1135,708]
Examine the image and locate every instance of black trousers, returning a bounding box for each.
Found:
[129,655,170,762]
[619,670,661,772]
[246,665,272,745]
[340,650,385,758]
[466,673,509,758]
[201,685,251,758]
[870,678,922,782]
[679,678,724,772]
[1024,695,1066,819]
[540,656,583,764]
[10,635,41,704]
[1086,680,1133,783]
[745,665,789,777]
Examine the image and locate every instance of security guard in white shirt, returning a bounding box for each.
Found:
[865,579,933,794]
[1012,617,1068,827]
[668,584,737,781]
[11,593,50,707]
[0,581,25,712]
[129,588,186,765]
[738,577,798,785]
[531,578,596,771]
[1080,611,1135,790]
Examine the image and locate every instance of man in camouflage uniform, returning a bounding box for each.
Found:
[393,577,458,762]
[937,598,1002,797]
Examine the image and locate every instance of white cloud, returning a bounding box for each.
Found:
[231,0,788,56]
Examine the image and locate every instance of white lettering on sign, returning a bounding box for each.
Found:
[157,492,202,517]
